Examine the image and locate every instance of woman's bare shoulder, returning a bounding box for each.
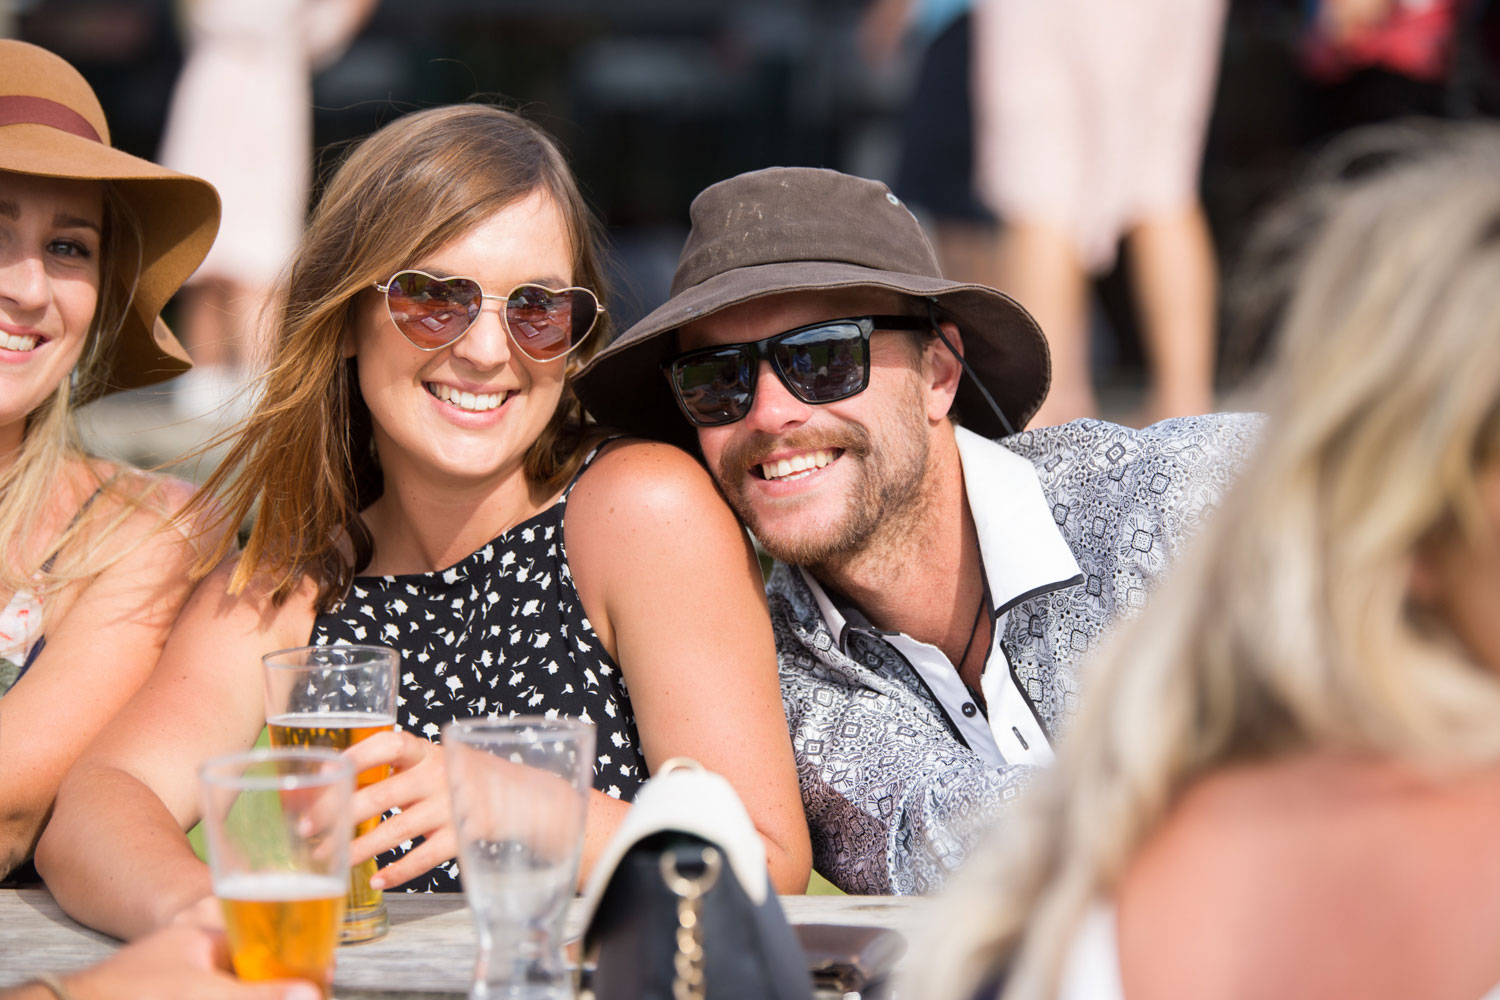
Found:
[576,438,716,496]
[1118,753,1500,999]
[564,437,747,551]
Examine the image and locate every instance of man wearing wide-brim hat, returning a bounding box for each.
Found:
[575,166,1259,895]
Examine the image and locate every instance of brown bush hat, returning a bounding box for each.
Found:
[573,166,1049,450]
[0,39,220,395]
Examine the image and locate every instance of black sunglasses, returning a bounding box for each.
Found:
[660,315,932,427]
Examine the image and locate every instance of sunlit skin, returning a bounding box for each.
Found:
[0,171,102,466]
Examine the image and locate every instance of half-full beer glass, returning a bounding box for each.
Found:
[263,644,398,943]
[199,748,353,1000]
[444,717,595,1000]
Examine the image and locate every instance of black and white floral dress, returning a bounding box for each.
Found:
[310,446,646,891]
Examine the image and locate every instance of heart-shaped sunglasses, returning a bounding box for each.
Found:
[374,269,604,362]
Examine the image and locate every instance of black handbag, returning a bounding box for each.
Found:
[579,760,814,1000]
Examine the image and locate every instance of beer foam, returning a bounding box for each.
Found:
[267,712,397,728]
[217,873,346,902]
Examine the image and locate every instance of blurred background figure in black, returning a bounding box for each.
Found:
[857,0,999,286]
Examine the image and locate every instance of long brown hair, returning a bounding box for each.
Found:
[188,105,612,610]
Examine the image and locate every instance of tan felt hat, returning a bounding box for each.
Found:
[0,39,220,395]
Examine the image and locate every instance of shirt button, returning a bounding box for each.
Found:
[961,702,978,717]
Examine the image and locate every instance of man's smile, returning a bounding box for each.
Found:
[756,447,841,482]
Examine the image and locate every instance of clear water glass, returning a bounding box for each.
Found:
[444,717,595,1000]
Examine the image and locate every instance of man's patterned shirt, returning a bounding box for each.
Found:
[767,415,1261,894]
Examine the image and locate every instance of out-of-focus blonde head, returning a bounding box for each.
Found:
[919,123,1500,1000]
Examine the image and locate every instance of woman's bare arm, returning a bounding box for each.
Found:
[568,440,812,893]
[0,478,217,877]
[34,561,314,939]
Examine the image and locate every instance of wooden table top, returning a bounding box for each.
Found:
[0,888,927,998]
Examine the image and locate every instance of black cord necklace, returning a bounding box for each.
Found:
[956,570,992,671]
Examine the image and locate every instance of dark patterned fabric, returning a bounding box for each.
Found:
[310,447,646,892]
[770,414,1262,894]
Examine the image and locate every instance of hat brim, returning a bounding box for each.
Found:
[1,126,221,395]
[574,260,1050,451]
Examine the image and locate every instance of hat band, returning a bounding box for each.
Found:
[0,95,102,143]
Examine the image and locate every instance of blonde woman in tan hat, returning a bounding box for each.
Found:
[0,40,221,881]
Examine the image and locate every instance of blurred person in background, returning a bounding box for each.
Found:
[859,0,998,285]
[0,40,219,881]
[916,123,1500,1000]
[160,0,376,420]
[36,103,808,941]
[1301,0,1471,131]
[972,0,1226,427]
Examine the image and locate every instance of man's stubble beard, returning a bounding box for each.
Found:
[710,379,936,571]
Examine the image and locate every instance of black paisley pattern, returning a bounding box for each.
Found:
[770,414,1262,895]
[309,447,646,892]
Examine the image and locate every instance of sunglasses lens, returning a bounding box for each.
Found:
[505,285,598,361]
[772,323,868,403]
[385,271,482,349]
[671,348,755,426]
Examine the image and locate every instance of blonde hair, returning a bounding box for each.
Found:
[920,124,1500,1000]
[0,179,152,605]
[187,104,612,610]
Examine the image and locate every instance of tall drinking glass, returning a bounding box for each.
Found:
[199,748,353,1000]
[263,644,398,943]
[444,717,595,1000]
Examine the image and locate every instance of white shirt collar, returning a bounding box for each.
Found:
[954,425,1083,613]
[800,425,1082,645]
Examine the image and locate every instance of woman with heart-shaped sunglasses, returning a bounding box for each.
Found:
[37,104,811,938]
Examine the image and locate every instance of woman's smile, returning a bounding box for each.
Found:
[423,381,515,414]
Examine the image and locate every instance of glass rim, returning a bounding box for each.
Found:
[442,715,595,745]
[261,643,399,672]
[198,747,353,792]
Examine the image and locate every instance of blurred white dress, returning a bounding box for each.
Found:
[158,0,370,285]
[971,0,1226,272]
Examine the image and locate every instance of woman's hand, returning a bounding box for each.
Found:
[49,924,319,1000]
[341,730,455,890]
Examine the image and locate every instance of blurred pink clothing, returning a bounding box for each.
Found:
[971,0,1226,272]
[159,0,370,285]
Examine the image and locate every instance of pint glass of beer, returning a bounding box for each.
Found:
[263,644,398,943]
[198,748,353,1000]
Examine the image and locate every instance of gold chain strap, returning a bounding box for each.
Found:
[659,845,723,1000]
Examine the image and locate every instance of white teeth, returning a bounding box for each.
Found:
[1,332,40,352]
[427,383,505,412]
[760,448,836,482]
